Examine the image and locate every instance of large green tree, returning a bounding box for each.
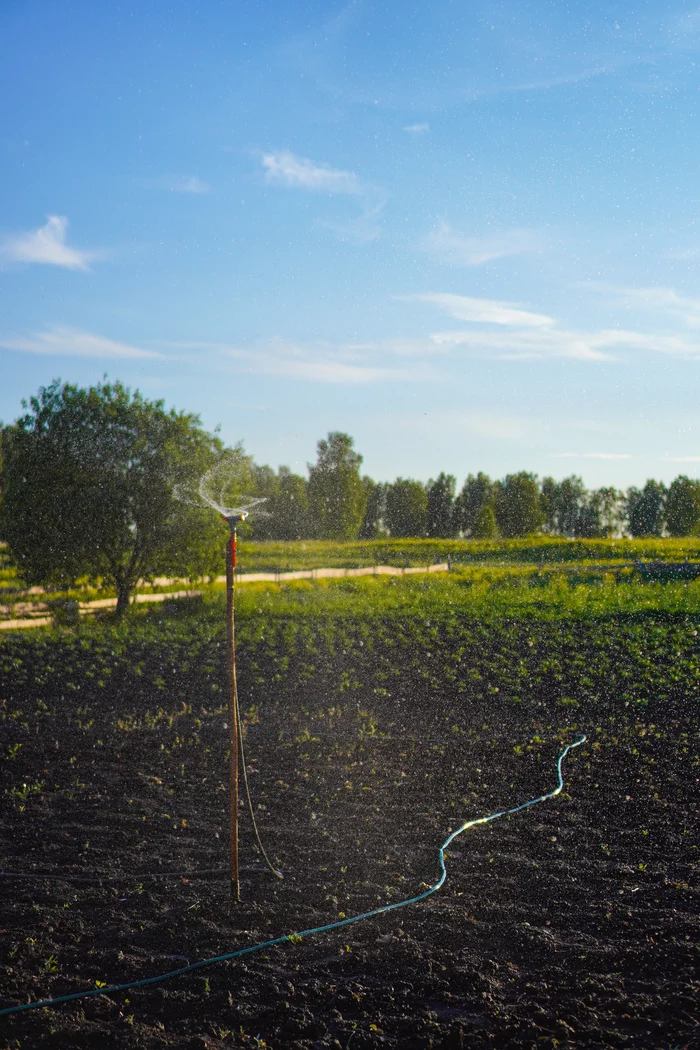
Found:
[666,475,700,536]
[359,479,387,539]
[494,472,544,538]
[540,476,587,536]
[471,502,498,539]
[626,480,667,537]
[274,467,313,540]
[385,478,428,537]
[577,487,623,538]
[453,473,494,536]
[307,432,367,540]
[1,380,223,614]
[426,473,457,538]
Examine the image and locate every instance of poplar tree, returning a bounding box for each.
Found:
[307,432,367,540]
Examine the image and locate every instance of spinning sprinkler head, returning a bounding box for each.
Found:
[175,457,269,530]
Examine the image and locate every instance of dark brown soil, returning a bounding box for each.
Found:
[1,659,698,1049]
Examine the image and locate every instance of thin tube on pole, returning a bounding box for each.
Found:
[225,526,240,901]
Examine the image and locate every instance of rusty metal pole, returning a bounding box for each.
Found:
[225,523,240,901]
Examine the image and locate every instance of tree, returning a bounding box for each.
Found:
[307,432,367,540]
[494,472,543,538]
[359,479,387,539]
[577,487,623,538]
[453,473,494,536]
[274,467,313,540]
[626,480,667,537]
[540,477,560,534]
[666,475,700,537]
[426,473,457,538]
[385,478,428,537]
[472,503,498,539]
[2,379,223,614]
[540,476,587,537]
[245,463,280,540]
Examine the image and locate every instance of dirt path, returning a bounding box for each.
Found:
[0,564,449,631]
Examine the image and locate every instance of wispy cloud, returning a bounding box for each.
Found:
[589,283,700,328]
[422,221,543,266]
[403,122,430,134]
[262,151,360,194]
[409,293,700,361]
[1,216,99,271]
[315,203,385,243]
[458,412,539,441]
[223,338,430,383]
[163,335,436,384]
[433,326,700,361]
[152,174,209,194]
[0,325,162,359]
[550,452,633,460]
[660,455,700,463]
[261,149,386,241]
[407,293,554,327]
[432,326,612,361]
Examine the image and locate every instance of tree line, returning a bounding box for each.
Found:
[247,438,700,544]
[1,381,699,612]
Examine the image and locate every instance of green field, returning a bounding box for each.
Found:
[238,535,700,572]
[3,536,700,625]
[1,568,699,712]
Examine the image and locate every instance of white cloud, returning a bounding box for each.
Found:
[458,412,538,441]
[432,325,700,361]
[407,293,700,361]
[594,329,700,356]
[315,202,385,243]
[589,283,700,328]
[154,174,209,194]
[433,326,612,361]
[660,455,700,463]
[550,452,633,460]
[160,336,435,384]
[409,293,554,327]
[423,221,542,266]
[0,325,162,359]
[1,216,98,270]
[261,151,360,194]
[403,122,430,134]
[261,149,387,241]
[223,338,434,384]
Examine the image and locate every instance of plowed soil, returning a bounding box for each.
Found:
[1,623,698,1049]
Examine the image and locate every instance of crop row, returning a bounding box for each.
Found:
[1,594,698,723]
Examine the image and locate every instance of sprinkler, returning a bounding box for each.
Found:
[221,507,259,900]
[176,460,275,900]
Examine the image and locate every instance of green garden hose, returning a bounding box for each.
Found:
[0,735,585,1019]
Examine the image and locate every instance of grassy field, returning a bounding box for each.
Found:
[2,535,700,626]
[238,535,700,572]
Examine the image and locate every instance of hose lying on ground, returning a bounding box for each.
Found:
[0,735,585,1019]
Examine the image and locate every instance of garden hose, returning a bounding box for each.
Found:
[236,698,283,880]
[0,735,585,1019]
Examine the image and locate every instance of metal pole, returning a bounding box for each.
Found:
[226,525,240,901]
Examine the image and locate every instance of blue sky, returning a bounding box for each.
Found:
[1,0,699,489]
